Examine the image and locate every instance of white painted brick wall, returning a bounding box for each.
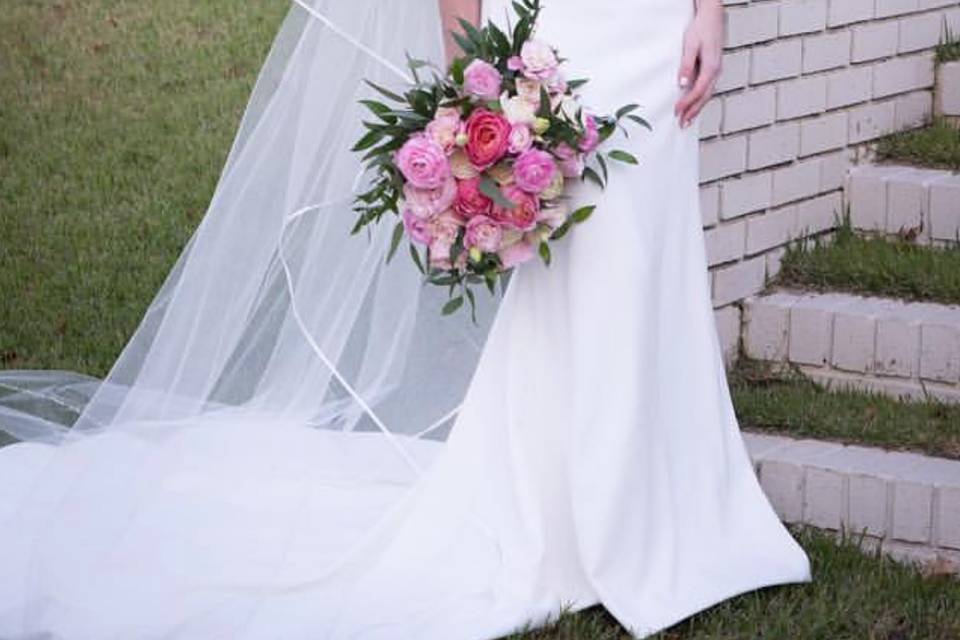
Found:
[702,0,958,313]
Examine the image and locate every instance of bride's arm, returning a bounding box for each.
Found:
[438,0,481,65]
[674,0,724,129]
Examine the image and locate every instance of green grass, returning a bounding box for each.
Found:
[776,218,960,306]
[0,0,287,377]
[509,527,960,640]
[731,359,960,460]
[875,115,960,172]
[935,22,960,64]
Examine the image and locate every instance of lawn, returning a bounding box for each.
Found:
[2,3,958,638]
[875,115,960,172]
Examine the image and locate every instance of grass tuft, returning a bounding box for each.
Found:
[875,115,960,171]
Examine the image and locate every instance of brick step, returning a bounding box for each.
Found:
[846,163,960,244]
[744,432,960,573]
[743,288,960,404]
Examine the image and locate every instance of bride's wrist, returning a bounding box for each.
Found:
[694,0,724,16]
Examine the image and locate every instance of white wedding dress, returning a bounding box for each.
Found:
[0,1,810,638]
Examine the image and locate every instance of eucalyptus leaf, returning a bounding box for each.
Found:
[479,175,516,209]
[442,296,464,316]
[386,222,404,264]
[608,149,639,165]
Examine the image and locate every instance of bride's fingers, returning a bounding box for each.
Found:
[675,63,710,126]
[680,76,717,128]
[676,31,700,100]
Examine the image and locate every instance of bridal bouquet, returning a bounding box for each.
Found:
[351,0,649,318]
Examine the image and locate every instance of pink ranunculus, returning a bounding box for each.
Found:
[395,134,450,189]
[463,59,503,101]
[508,124,533,154]
[579,113,600,153]
[453,176,493,220]
[513,149,557,194]
[558,154,585,179]
[426,108,462,154]
[402,208,433,245]
[464,108,512,169]
[428,238,454,269]
[498,238,537,268]
[427,210,462,246]
[491,185,540,231]
[507,55,525,72]
[403,174,457,219]
[464,215,503,253]
[519,40,559,81]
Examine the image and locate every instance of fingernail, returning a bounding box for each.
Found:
[679,76,689,88]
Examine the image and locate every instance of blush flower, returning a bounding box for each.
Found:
[463,59,503,101]
[403,175,457,218]
[464,108,512,169]
[402,208,433,245]
[500,93,537,125]
[579,113,600,153]
[453,177,493,220]
[513,149,557,194]
[464,215,504,252]
[498,237,537,268]
[395,134,450,189]
[508,124,533,154]
[492,185,539,231]
[426,107,463,154]
[519,40,559,81]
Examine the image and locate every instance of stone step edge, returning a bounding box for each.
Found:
[742,287,960,403]
[845,163,960,244]
[743,431,960,573]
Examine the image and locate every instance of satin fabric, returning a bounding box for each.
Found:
[0,1,810,638]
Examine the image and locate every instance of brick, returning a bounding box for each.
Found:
[714,305,742,366]
[803,30,852,73]
[936,60,960,116]
[805,467,845,530]
[716,50,750,94]
[894,90,933,130]
[832,305,877,373]
[885,169,926,235]
[781,0,828,35]
[772,157,822,206]
[875,315,920,378]
[929,174,960,241]
[876,0,920,19]
[712,256,767,307]
[848,100,896,144]
[701,135,747,183]
[759,460,805,523]
[873,53,935,99]
[920,322,960,383]
[797,191,842,235]
[848,474,889,537]
[698,96,722,139]
[800,111,847,156]
[777,75,827,120]
[746,203,800,255]
[700,183,720,228]
[748,122,799,170]
[852,21,900,62]
[892,480,934,544]
[826,66,872,109]
[819,149,852,192]
[938,486,960,550]
[789,298,835,366]
[726,3,780,48]
[828,0,874,27]
[847,165,907,230]
[751,38,802,84]
[720,171,773,220]
[899,11,946,53]
[723,85,777,133]
[744,294,795,361]
[705,220,746,266]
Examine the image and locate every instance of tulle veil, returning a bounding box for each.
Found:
[1,0,505,603]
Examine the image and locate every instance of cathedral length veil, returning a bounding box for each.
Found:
[0,0,510,633]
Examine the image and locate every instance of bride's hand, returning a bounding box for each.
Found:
[674,0,724,129]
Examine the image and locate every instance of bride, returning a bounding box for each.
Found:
[0,0,811,638]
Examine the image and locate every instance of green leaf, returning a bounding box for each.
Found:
[615,103,640,120]
[386,221,404,264]
[596,153,609,185]
[538,241,551,266]
[549,219,573,241]
[608,149,639,165]
[364,80,406,102]
[582,166,604,189]
[442,296,464,316]
[351,129,385,152]
[570,205,596,224]
[479,175,516,209]
[360,100,395,121]
[464,286,478,324]
[452,32,476,56]
[409,243,425,274]
[567,79,589,90]
[626,113,652,131]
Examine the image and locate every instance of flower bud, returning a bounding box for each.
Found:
[532,117,551,135]
[455,132,469,147]
[469,246,483,262]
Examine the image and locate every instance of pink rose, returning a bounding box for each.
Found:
[515,78,543,108]
[579,113,600,153]
[403,208,433,245]
[395,134,450,189]
[463,59,503,101]
[513,149,557,194]
[499,238,537,268]
[538,204,568,229]
[464,215,503,253]
[464,108,511,169]
[508,124,533,154]
[546,71,568,95]
[519,40,559,81]
[507,56,524,72]
[426,108,462,154]
[553,143,584,178]
[403,175,457,219]
[491,185,539,231]
[453,176,493,220]
[427,210,462,246]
